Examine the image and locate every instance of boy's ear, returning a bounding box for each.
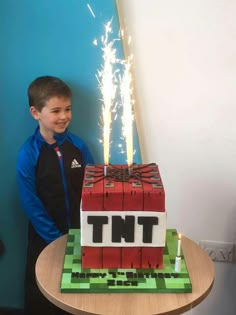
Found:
[30,106,40,120]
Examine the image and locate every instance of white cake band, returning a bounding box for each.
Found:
[81,210,167,247]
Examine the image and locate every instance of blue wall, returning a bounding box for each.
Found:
[0,0,141,308]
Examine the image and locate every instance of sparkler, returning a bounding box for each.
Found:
[96,18,135,173]
[96,20,119,172]
[87,3,135,171]
[120,37,134,172]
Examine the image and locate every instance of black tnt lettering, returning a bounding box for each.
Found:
[138,217,158,243]
[87,216,108,243]
[112,216,135,243]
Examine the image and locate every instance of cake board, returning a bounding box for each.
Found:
[60,229,192,293]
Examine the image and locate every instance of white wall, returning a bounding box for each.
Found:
[117,0,236,314]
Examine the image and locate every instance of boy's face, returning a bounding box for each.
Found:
[30,96,72,143]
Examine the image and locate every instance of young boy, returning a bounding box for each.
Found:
[17,76,94,315]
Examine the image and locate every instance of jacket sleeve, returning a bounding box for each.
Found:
[68,133,94,165]
[16,144,63,243]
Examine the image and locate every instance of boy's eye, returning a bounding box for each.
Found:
[50,107,71,113]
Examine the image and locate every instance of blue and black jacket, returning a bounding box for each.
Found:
[17,127,94,245]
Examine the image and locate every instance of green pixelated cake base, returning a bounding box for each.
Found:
[60,229,192,293]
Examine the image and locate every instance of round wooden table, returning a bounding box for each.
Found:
[36,234,214,315]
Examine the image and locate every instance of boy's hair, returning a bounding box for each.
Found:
[28,76,72,111]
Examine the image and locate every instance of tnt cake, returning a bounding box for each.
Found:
[80,163,166,269]
[61,163,192,293]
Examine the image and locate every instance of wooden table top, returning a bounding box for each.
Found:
[36,234,214,315]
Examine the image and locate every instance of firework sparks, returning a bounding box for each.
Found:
[96,20,135,168]
[97,19,119,166]
[87,3,96,18]
[120,54,134,167]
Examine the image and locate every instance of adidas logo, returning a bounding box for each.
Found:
[71,159,81,168]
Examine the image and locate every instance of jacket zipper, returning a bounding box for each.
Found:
[54,145,71,228]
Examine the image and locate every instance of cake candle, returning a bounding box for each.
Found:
[175,233,182,272]
[174,256,182,273]
[104,164,108,176]
[177,233,181,257]
[128,165,133,176]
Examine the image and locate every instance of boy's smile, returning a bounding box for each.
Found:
[30,96,72,144]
